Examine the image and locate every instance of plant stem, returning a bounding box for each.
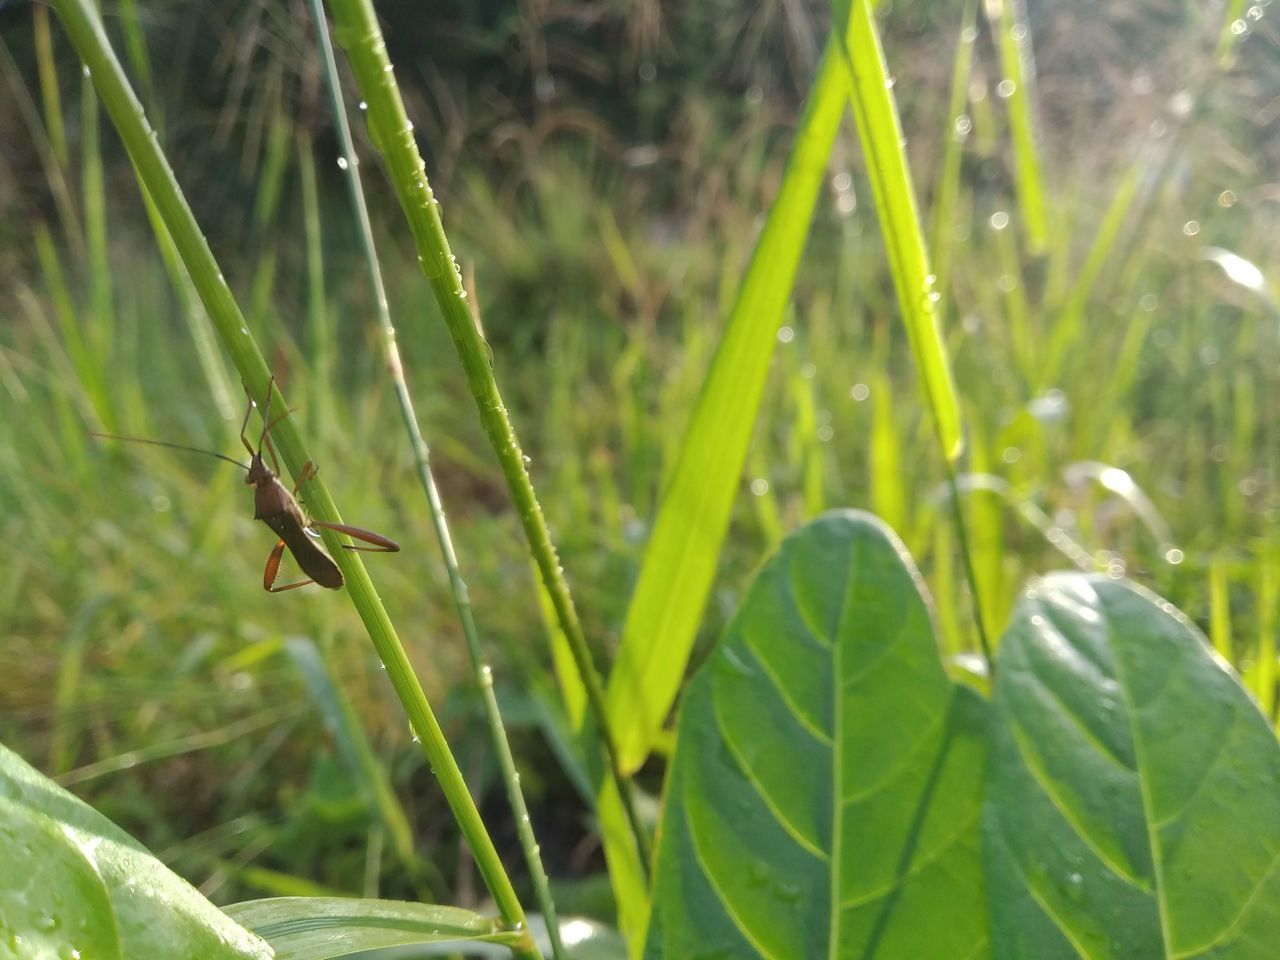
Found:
[324,0,651,876]
[48,0,537,953]
[307,2,567,955]
[943,462,995,675]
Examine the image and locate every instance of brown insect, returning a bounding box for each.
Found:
[92,378,399,591]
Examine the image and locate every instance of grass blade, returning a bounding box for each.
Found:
[47,1,537,951]
[604,21,853,773]
[985,0,1050,252]
[837,0,963,464]
[324,0,648,880]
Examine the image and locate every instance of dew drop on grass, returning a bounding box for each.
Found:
[358,100,368,111]
[337,156,349,171]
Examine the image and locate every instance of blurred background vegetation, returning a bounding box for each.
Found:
[0,0,1277,927]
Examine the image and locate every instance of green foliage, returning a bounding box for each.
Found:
[646,512,988,959]
[224,897,517,958]
[0,743,271,960]
[605,11,855,779]
[1,0,1278,957]
[986,575,1280,958]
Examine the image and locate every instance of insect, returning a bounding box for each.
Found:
[92,378,399,591]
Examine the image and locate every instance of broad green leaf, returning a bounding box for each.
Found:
[984,574,1280,958]
[0,797,121,960]
[604,14,859,774]
[0,743,271,960]
[838,0,964,463]
[223,897,517,960]
[645,511,990,959]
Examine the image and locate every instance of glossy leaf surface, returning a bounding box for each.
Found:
[0,743,270,960]
[223,897,518,960]
[645,511,989,958]
[985,575,1280,959]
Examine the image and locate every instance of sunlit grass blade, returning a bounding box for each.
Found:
[837,0,963,464]
[604,18,855,774]
[985,0,1050,252]
[930,0,979,318]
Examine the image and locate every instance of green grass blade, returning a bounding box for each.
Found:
[324,0,647,880]
[284,638,417,875]
[838,0,964,464]
[930,0,979,320]
[985,0,1050,252]
[47,2,536,950]
[604,23,853,773]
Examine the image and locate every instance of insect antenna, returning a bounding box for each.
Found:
[90,432,251,470]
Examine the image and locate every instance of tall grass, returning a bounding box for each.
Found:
[0,0,1276,944]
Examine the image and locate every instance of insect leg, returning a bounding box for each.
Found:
[263,538,318,592]
[311,520,401,553]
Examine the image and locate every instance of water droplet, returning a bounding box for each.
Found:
[750,478,769,496]
[81,64,91,78]
[777,326,795,344]
[990,211,1010,230]
[850,383,870,402]
[358,100,368,111]
[1182,220,1200,236]
[337,156,349,171]
[953,114,972,137]
[996,79,1016,98]
[1230,18,1248,35]
[521,454,531,464]
[885,76,896,89]
[800,362,816,379]
[1218,190,1237,207]
[1165,548,1184,564]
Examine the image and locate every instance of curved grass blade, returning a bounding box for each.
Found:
[605,10,858,775]
[985,574,1280,957]
[645,511,989,958]
[46,1,535,947]
[985,0,1050,252]
[223,897,518,960]
[837,0,963,463]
